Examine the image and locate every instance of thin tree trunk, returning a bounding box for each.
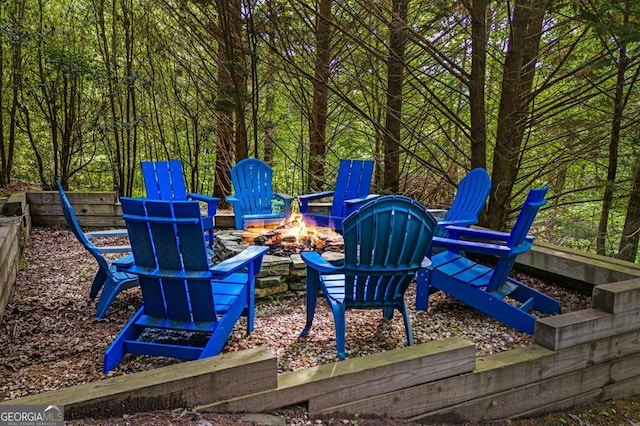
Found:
[382,0,409,193]
[308,0,332,191]
[2,0,26,186]
[486,0,548,230]
[618,143,640,262]
[263,83,275,166]
[213,25,235,202]
[597,35,628,255]
[465,0,487,171]
[216,0,248,162]
[122,0,138,196]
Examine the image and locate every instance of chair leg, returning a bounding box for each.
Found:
[94,277,119,319]
[400,302,414,346]
[300,270,320,337]
[103,308,144,373]
[332,305,347,360]
[382,306,394,320]
[90,269,107,300]
[94,277,138,320]
[246,267,256,335]
[415,268,430,311]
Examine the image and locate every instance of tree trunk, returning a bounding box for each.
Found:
[382,0,409,193]
[216,0,248,163]
[213,22,235,202]
[486,0,548,230]
[618,143,640,262]
[308,0,332,191]
[465,0,487,171]
[597,28,629,255]
[262,81,275,166]
[1,0,26,186]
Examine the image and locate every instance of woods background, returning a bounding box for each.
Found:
[0,0,639,261]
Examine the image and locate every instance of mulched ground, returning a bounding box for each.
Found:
[0,225,603,425]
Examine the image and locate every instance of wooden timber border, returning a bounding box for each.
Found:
[1,191,640,422]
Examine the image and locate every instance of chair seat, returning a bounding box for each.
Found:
[431,251,493,288]
[135,279,247,332]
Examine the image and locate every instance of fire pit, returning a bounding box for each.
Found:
[215,215,344,298]
[238,215,344,256]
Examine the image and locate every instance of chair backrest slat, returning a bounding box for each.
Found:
[141,160,189,201]
[341,195,436,305]
[231,158,274,215]
[445,168,491,223]
[331,159,374,218]
[507,187,548,248]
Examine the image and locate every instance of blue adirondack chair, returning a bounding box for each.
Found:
[416,187,560,334]
[141,160,220,246]
[56,182,139,319]
[226,158,294,229]
[104,198,268,372]
[430,168,491,237]
[298,159,376,232]
[300,195,437,359]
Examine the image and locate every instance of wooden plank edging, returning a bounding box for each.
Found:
[200,337,475,414]
[0,347,277,420]
[318,327,640,421]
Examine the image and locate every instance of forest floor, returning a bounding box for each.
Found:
[1,181,639,425]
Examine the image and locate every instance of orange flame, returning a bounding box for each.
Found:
[280,214,310,244]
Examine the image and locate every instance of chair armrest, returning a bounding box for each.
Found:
[274,193,294,217]
[85,229,129,239]
[113,254,135,270]
[445,225,512,241]
[298,191,335,213]
[427,209,448,220]
[437,218,477,228]
[344,194,380,215]
[428,208,448,215]
[274,193,294,203]
[298,191,334,203]
[86,229,132,254]
[210,245,269,275]
[226,195,241,210]
[96,245,132,254]
[187,193,220,217]
[300,251,341,273]
[432,236,514,257]
[445,225,536,245]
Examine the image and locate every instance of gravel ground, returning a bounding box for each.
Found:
[0,226,594,424]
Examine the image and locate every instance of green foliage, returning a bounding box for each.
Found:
[1,0,640,259]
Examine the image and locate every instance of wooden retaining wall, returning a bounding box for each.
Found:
[2,191,640,422]
[25,191,237,229]
[0,193,30,322]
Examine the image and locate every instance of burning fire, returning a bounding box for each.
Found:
[240,214,343,256]
[279,214,309,244]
